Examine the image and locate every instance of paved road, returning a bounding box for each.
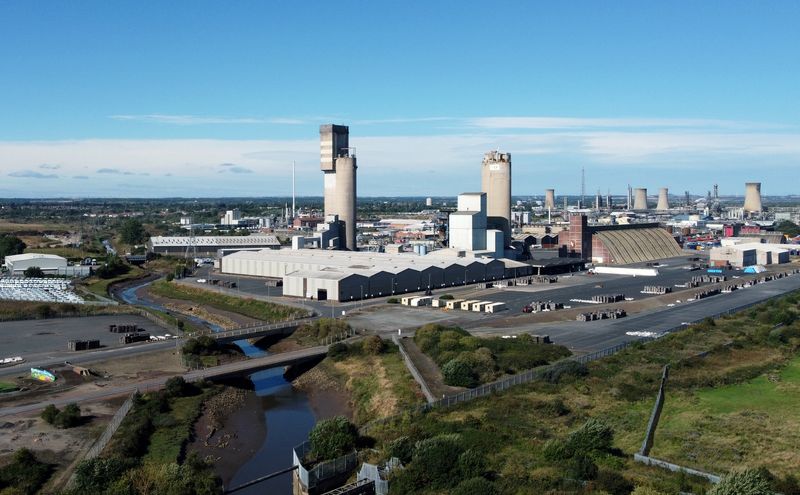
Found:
[0,345,328,417]
[470,273,800,353]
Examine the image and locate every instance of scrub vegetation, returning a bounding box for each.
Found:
[361,291,800,494]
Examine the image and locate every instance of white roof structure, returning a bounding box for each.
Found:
[4,253,66,264]
[148,235,280,248]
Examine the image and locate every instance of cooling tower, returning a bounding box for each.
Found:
[320,124,357,250]
[743,182,763,213]
[481,150,511,245]
[633,188,648,210]
[656,188,670,211]
[545,189,556,210]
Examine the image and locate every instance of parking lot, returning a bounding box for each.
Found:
[0,314,163,361]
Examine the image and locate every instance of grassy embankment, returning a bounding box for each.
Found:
[81,266,145,298]
[0,381,19,393]
[363,292,800,494]
[149,280,306,322]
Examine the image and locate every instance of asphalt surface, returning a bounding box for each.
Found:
[469,273,800,353]
[0,314,164,364]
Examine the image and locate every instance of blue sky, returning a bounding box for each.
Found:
[1,1,798,198]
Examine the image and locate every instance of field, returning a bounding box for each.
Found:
[149,280,306,323]
[363,291,800,494]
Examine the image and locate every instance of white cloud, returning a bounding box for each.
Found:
[467,116,780,131]
[8,170,58,179]
[109,114,307,125]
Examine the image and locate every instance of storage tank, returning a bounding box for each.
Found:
[332,155,357,250]
[743,182,763,213]
[481,150,512,245]
[633,188,649,210]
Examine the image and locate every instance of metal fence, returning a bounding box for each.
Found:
[392,335,435,403]
[293,441,359,489]
[66,390,138,488]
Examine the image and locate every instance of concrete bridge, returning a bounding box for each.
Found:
[0,345,330,417]
[211,319,309,343]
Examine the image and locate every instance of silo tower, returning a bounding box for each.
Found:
[743,182,763,213]
[633,188,649,210]
[320,124,357,250]
[481,150,512,245]
[656,188,670,211]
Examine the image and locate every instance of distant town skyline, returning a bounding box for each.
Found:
[1,1,798,197]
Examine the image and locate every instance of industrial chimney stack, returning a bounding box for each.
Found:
[320,124,357,250]
[633,188,649,210]
[656,188,670,211]
[545,189,556,210]
[743,182,763,213]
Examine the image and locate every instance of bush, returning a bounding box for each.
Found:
[542,438,571,461]
[54,403,81,428]
[71,457,135,494]
[387,436,415,464]
[327,342,350,361]
[566,419,614,454]
[442,359,478,388]
[439,294,454,300]
[710,469,772,495]
[164,376,192,398]
[410,434,464,488]
[452,477,499,495]
[308,416,358,461]
[0,449,52,495]
[541,360,589,384]
[570,455,598,480]
[40,404,59,424]
[458,449,487,478]
[595,469,634,495]
[387,297,400,304]
[165,273,175,282]
[362,335,385,355]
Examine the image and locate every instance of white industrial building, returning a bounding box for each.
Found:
[448,192,504,258]
[3,253,68,275]
[710,243,792,268]
[147,235,281,257]
[220,248,530,301]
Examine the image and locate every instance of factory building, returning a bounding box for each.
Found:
[561,214,683,264]
[220,248,528,301]
[3,253,68,276]
[447,192,505,258]
[481,151,512,245]
[710,243,792,268]
[320,124,357,250]
[147,235,281,257]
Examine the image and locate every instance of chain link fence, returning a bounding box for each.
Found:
[293,441,358,489]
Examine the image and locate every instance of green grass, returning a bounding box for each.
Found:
[144,391,214,464]
[149,280,306,322]
[137,306,202,334]
[82,267,144,298]
[25,246,96,260]
[0,381,18,393]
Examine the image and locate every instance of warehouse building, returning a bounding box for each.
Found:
[147,235,281,257]
[710,243,792,268]
[561,214,683,265]
[220,248,527,301]
[3,253,67,276]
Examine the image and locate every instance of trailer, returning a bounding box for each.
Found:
[485,302,507,313]
[410,296,433,307]
[400,296,415,306]
[472,301,493,312]
[431,299,444,308]
[461,300,480,310]
[445,299,465,310]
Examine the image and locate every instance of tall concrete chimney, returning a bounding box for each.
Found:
[545,189,555,210]
[481,150,511,246]
[320,124,357,250]
[633,188,648,210]
[656,187,670,211]
[743,182,763,213]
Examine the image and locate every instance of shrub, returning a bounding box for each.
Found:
[595,469,634,495]
[0,449,52,495]
[387,297,400,304]
[411,434,464,488]
[439,294,454,300]
[541,360,589,384]
[362,335,385,355]
[458,449,487,478]
[23,266,45,278]
[566,419,614,454]
[54,403,82,428]
[570,455,598,480]
[40,404,59,424]
[327,342,350,361]
[452,477,499,495]
[387,436,415,464]
[164,376,192,398]
[165,273,175,282]
[542,438,572,461]
[710,469,772,495]
[442,359,478,388]
[71,457,135,494]
[308,416,358,461]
